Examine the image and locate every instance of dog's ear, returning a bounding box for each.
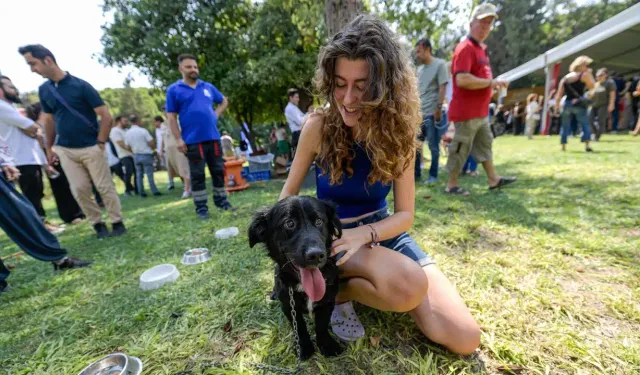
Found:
[322,201,342,239]
[248,206,270,247]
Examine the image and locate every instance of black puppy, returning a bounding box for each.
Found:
[248,196,344,360]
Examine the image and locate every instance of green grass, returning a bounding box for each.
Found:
[1,135,639,374]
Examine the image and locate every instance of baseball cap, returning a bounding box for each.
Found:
[470,3,499,21]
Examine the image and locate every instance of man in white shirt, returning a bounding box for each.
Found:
[284,88,305,156]
[0,76,64,234]
[153,117,171,186]
[109,115,137,195]
[157,114,191,198]
[124,115,161,197]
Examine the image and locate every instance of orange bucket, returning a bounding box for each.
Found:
[224,157,249,192]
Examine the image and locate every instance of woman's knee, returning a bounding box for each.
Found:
[385,259,428,312]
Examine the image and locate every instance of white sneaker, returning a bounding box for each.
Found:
[181,191,192,199]
[331,301,365,342]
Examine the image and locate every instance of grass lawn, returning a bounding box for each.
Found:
[1,135,639,374]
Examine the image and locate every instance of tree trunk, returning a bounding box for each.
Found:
[324,0,365,38]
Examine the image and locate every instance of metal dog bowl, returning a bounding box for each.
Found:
[139,264,180,291]
[78,352,143,375]
[181,248,212,265]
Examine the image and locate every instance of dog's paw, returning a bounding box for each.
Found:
[318,338,344,357]
[299,341,316,360]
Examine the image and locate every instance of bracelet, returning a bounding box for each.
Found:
[366,224,379,248]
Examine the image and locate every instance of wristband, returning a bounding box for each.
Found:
[367,224,380,248]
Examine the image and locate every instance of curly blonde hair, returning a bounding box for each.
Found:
[313,15,421,185]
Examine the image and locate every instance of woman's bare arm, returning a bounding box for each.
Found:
[279,114,322,200]
[372,156,415,240]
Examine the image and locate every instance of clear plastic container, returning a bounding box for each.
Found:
[215,227,239,239]
[246,153,274,172]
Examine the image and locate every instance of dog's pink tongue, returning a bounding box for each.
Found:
[300,268,326,302]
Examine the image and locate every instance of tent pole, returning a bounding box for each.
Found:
[542,63,553,135]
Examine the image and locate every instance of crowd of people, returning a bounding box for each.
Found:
[1,2,638,363]
[489,65,640,145]
[0,46,235,291]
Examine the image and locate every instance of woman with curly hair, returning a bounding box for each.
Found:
[279,15,480,355]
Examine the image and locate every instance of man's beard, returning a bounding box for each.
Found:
[2,90,21,104]
[189,72,199,79]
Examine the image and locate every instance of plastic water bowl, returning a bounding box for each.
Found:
[181,248,212,265]
[78,352,143,375]
[215,227,239,239]
[139,264,180,291]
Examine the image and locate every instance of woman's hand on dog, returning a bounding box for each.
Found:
[331,227,371,266]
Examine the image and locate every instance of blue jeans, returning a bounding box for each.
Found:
[561,103,591,144]
[134,154,159,194]
[420,113,448,179]
[341,209,434,267]
[463,156,478,173]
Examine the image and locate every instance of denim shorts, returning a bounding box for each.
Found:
[341,209,435,267]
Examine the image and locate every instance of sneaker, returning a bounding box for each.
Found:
[331,302,365,342]
[586,147,594,152]
[140,192,148,198]
[424,176,438,184]
[197,211,210,220]
[181,191,192,199]
[44,221,65,235]
[93,222,110,239]
[53,257,92,271]
[167,184,175,191]
[0,281,9,294]
[124,191,133,197]
[218,202,234,211]
[111,222,127,237]
[153,191,163,197]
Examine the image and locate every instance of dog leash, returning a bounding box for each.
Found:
[248,287,303,374]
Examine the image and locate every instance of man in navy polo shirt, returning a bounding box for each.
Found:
[166,54,232,219]
[19,44,125,239]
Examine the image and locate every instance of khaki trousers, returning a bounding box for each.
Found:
[56,145,123,225]
[165,144,191,180]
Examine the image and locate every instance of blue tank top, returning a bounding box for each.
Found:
[316,143,392,219]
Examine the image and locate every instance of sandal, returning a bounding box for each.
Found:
[445,186,470,196]
[331,301,365,342]
[488,177,517,190]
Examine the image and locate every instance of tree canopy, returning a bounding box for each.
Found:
[100,0,638,145]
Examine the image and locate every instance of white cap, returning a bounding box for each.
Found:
[470,3,499,21]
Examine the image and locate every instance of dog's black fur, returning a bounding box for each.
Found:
[248,196,344,360]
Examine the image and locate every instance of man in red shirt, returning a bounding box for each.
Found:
[446,3,516,195]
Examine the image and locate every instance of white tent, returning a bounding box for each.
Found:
[497,3,640,131]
